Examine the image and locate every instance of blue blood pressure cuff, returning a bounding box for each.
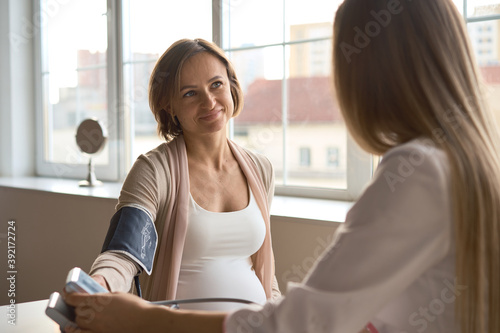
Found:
[101,206,158,275]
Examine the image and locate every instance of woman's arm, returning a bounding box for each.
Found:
[89,252,140,292]
[271,275,281,300]
[64,292,226,333]
[88,153,163,294]
[64,292,373,333]
[148,306,226,333]
[90,274,110,291]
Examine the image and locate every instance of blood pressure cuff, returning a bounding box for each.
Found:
[101,206,158,275]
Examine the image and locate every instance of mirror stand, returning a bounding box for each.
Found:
[75,118,107,188]
[79,156,103,187]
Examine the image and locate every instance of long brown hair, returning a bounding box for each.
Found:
[148,38,244,142]
[333,1,499,332]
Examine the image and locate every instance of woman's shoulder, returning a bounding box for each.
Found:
[230,141,274,193]
[385,137,445,157]
[127,140,179,184]
[236,144,273,173]
[141,142,169,161]
[351,137,453,230]
[378,137,450,191]
[383,138,449,169]
[138,136,184,165]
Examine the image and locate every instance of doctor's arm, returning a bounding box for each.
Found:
[64,292,226,333]
[63,292,372,333]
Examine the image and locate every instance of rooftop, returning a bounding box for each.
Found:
[236,76,343,124]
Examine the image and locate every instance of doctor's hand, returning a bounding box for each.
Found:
[63,292,158,333]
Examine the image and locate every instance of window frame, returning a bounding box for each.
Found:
[34,0,122,181]
[220,0,373,201]
[463,2,500,24]
[34,0,373,201]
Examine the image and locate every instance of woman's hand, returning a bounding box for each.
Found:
[63,292,156,333]
[62,291,226,333]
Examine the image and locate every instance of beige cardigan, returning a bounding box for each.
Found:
[90,135,280,301]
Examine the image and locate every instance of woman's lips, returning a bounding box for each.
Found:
[199,109,222,121]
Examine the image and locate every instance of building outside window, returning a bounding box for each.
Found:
[34,0,500,201]
[464,1,500,130]
[299,147,311,167]
[327,147,340,168]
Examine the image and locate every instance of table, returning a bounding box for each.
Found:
[0,299,60,332]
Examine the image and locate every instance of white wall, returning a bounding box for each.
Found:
[0,187,339,305]
[0,0,36,177]
[0,187,116,305]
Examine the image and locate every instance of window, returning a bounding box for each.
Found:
[327,147,340,168]
[35,0,373,201]
[299,147,311,167]
[36,0,115,179]
[36,0,212,181]
[35,1,500,201]
[223,0,372,199]
[121,0,212,164]
[460,0,500,128]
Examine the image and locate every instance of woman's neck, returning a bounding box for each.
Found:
[183,131,231,170]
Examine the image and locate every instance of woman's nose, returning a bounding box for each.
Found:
[200,91,216,109]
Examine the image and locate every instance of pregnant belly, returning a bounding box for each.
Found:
[176,257,267,311]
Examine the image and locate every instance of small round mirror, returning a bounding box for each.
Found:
[76,118,107,154]
[75,118,108,187]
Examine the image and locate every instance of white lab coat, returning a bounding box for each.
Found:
[225,138,460,333]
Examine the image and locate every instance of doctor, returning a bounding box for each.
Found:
[65,0,499,332]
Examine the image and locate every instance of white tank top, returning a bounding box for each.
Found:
[175,188,267,311]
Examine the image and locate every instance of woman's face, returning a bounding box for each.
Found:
[170,52,233,138]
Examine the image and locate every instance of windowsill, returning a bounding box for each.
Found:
[271,195,352,224]
[0,176,123,200]
[0,176,352,224]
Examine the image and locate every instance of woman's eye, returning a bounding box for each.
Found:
[211,81,222,89]
[183,91,195,97]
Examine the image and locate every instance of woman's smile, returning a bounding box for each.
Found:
[199,109,223,122]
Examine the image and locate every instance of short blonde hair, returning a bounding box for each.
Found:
[148,38,244,142]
